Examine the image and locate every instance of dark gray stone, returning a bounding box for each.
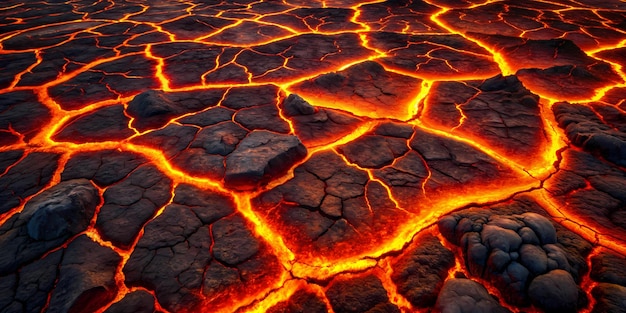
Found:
[282,94,316,116]
[27,179,99,241]
[391,234,455,307]
[326,275,399,313]
[225,130,307,190]
[528,269,578,313]
[0,179,98,275]
[434,278,512,313]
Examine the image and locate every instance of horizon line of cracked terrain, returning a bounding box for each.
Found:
[1,0,626,312]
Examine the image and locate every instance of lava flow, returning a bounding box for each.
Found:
[1,0,625,313]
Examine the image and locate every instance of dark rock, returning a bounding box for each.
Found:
[225,130,307,190]
[0,91,51,145]
[553,102,626,167]
[47,235,121,313]
[0,234,120,313]
[130,124,198,158]
[221,85,280,110]
[252,150,410,258]
[434,278,512,313]
[326,275,399,313]
[0,179,98,275]
[171,183,235,224]
[520,212,557,244]
[592,283,626,313]
[390,234,455,307]
[62,149,147,186]
[282,94,317,116]
[0,150,23,174]
[234,104,291,134]
[528,269,578,313]
[591,252,626,286]
[282,98,365,147]
[422,74,545,168]
[178,106,234,127]
[337,135,408,169]
[267,288,328,313]
[54,105,134,142]
[123,188,281,312]
[123,204,212,312]
[104,290,157,313]
[96,165,173,248]
[191,121,248,156]
[0,152,59,215]
[518,64,622,101]
[519,244,548,275]
[544,148,626,243]
[0,249,62,313]
[212,215,260,266]
[438,197,589,308]
[127,90,183,131]
[367,32,499,79]
[475,37,601,71]
[290,60,423,120]
[127,89,226,131]
[246,33,373,84]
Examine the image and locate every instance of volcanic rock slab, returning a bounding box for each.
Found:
[422,74,547,168]
[290,61,422,120]
[390,233,455,308]
[123,184,284,312]
[0,235,120,313]
[0,91,51,146]
[325,275,400,313]
[0,179,98,274]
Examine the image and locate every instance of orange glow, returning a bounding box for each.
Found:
[1,1,625,312]
[377,259,414,312]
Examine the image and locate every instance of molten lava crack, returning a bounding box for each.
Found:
[0,0,625,312]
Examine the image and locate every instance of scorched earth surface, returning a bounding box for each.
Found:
[1,0,626,312]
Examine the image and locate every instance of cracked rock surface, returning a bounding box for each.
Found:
[1,0,626,312]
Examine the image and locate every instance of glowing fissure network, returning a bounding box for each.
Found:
[0,0,625,312]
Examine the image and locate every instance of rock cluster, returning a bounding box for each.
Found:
[438,198,591,312]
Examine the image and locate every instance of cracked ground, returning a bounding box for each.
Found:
[1,0,626,312]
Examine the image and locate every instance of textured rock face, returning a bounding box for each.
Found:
[0,179,98,275]
[224,130,307,190]
[590,252,626,313]
[435,278,512,313]
[390,234,455,307]
[103,290,157,313]
[1,0,626,312]
[528,269,579,312]
[290,61,423,120]
[421,74,546,168]
[325,275,400,313]
[438,198,591,310]
[26,179,99,241]
[0,152,60,215]
[122,184,283,312]
[267,289,328,313]
[553,102,626,167]
[0,235,120,313]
